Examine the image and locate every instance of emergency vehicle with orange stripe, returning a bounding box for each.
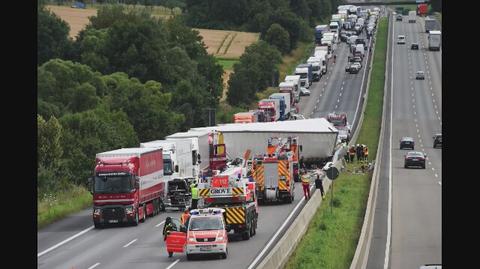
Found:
[165,208,228,260]
[198,152,259,240]
[252,136,300,203]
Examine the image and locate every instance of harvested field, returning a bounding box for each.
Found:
[194,28,259,58]
[46,5,97,39]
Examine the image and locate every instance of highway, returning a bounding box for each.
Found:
[365,12,442,269]
[37,16,376,269]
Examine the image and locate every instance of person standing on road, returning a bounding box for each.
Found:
[180,208,191,227]
[356,144,361,162]
[190,182,199,209]
[301,173,311,200]
[315,173,325,199]
[333,54,337,64]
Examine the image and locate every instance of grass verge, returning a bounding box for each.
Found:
[279,41,315,81]
[284,17,388,269]
[38,185,92,229]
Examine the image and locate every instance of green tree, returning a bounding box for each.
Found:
[60,106,139,185]
[37,6,73,64]
[430,0,441,12]
[38,115,63,170]
[264,23,291,54]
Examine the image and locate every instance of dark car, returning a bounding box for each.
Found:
[433,133,442,148]
[400,136,415,149]
[411,43,419,50]
[396,15,403,21]
[404,151,426,169]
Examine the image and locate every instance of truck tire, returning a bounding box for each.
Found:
[186,254,193,260]
[252,219,257,236]
[160,200,166,212]
[168,252,173,258]
[132,211,139,226]
[140,205,146,223]
[242,225,251,240]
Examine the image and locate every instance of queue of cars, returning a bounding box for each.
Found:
[400,134,442,169]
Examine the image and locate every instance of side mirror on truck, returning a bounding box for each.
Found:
[87,177,93,194]
[299,145,303,152]
[134,177,140,190]
[175,165,179,173]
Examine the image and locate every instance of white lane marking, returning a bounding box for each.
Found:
[435,174,439,178]
[166,259,180,269]
[438,181,441,185]
[248,186,315,269]
[385,18,394,269]
[88,263,101,269]
[155,220,166,227]
[429,162,432,165]
[436,110,439,114]
[337,99,340,103]
[421,144,424,147]
[414,118,417,122]
[335,104,338,109]
[38,226,94,257]
[438,117,441,121]
[342,81,345,85]
[417,129,419,133]
[414,111,416,115]
[123,239,138,248]
[433,99,435,103]
[324,82,327,86]
[317,99,320,103]
[341,86,344,90]
[431,167,435,171]
[340,92,342,96]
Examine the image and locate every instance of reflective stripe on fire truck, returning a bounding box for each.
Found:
[225,207,246,224]
[232,187,244,196]
[278,160,290,191]
[199,188,210,197]
[253,165,264,191]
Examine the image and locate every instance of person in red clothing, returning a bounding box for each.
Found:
[301,173,311,200]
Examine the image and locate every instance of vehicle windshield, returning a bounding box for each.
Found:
[189,216,224,231]
[329,118,346,127]
[295,72,307,79]
[407,152,423,157]
[94,173,134,194]
[312,66,320,71]
[164,159,173,175]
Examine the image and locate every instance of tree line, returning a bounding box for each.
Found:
[38,4,222,195]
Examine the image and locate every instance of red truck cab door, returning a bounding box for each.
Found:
[164,218,187,253]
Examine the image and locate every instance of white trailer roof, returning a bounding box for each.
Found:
[166,130,210,139]
[192,118,337,134]
[96,147,160,158]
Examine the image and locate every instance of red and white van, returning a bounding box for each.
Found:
[164,208,228,260]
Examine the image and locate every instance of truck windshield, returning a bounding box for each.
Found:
[164,159,173,175]
[189,217,224,231]
[312,66,320,71]
[295,72,307,79]
[329,118,346,127]
[94,174,134,194]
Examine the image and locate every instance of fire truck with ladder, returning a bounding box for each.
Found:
[252,136,300,204]
[198,151,259,240]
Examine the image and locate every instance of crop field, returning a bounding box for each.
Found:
[46,5,97,39]
[194,28,259,58]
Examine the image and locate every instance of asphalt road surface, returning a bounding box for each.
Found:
[366,12,442,269]
[38,15,377,269]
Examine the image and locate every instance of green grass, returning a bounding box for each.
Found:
[285,17,388,269]
[38,185,92,229]
[279,41,315,81]
[215,57,240,71]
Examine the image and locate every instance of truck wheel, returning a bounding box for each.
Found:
[186,254,193,260]
[168,252,173,258]
[242,226,251,240]
[132,211,139,226]
[160,200,166,212]
[140,205,146,223]
[252,220,257,236]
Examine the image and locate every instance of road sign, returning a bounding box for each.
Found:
[325,166,339,180]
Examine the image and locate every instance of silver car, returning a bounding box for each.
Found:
[415,71,425,80]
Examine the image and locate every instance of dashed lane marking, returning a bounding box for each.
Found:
[87,263,100,269]
[123,239,138,248]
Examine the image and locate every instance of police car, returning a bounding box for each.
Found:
[165,208,228,260]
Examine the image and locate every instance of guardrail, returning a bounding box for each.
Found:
[349,13,392,269]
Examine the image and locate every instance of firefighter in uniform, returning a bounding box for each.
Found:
[301,173,311,200]
[180,208,191,227]
[363,145,369,161]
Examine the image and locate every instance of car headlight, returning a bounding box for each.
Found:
[188,238,196,242]
[125,206,134,214]
[93,208,101,215]
[217,237,224,241]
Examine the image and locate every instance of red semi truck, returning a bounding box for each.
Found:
[90,147,165,228]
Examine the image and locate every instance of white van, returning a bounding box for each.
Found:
[397,35,406,44]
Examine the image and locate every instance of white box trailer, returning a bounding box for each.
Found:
[166,130,210,177]
[428,30,441,51]
[314,50,328,74]
[140,139,194,178]
[191,118,338,162]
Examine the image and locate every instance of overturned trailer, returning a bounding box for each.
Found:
[191,118,338,167]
